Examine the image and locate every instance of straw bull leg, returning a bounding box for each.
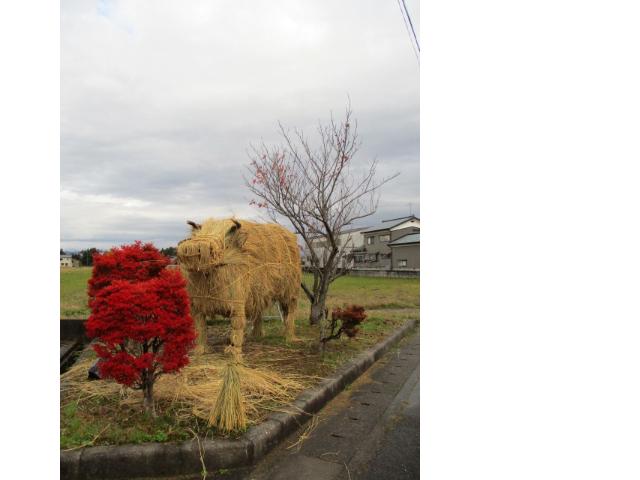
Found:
[251,310,264,338]
[228,305,246,359]
[281,300,298,342]
[193,310,208,354]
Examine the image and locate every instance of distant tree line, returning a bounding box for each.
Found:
[72,248,100,266]
[160,246,177,258]
[61,246,178,267]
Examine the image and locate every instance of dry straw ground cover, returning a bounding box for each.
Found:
[60,271,419,448]
[61,344,313,449]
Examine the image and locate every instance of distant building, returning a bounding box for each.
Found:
[60,254,80,268]
[388,232,420,270]
[356,216,420,269]
[302,226,369,270]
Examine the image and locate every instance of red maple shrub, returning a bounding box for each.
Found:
[88,240,170,301]
[321,305,367,345]
[86,242,195,415]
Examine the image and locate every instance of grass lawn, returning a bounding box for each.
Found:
[61,268,419,320]
[60,269,419,449]
[60,267,92,318]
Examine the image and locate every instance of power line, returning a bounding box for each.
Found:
[401,0,420,53]
[395,0,419,62]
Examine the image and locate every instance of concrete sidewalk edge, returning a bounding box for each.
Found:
[60,318,418,480]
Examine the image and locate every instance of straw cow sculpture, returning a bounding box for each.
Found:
[176,218,301,358]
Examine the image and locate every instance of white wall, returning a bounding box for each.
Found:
[305,229,367,267]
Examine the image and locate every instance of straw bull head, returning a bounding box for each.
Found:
[177,218,247,271]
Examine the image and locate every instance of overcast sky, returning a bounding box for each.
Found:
[61,0,419,251]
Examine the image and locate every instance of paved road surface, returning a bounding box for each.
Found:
[237,329,420,480]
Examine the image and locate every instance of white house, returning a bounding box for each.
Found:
[303,226,369,269]
[60,254,80,268]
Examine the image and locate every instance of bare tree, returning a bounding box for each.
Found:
[246,105,398,336]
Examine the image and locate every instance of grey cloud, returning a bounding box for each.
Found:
[61,0,419,250]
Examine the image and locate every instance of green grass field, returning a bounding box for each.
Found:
[60,267,93,318]
[60,268,419,320]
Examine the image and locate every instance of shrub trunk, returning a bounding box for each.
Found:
[142,376,156,417]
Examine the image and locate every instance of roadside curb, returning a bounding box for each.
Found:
[60,339,83,372]
[60,318,418,479]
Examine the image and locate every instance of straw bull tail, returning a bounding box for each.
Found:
[210,308,247,432]
[209,355,246,432]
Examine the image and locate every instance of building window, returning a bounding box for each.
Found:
[398,259,407,267]
[367,236,374,245]
[379,234,390,242]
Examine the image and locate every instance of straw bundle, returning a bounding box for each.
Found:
[176,218,302,431]
[60,350,311,428]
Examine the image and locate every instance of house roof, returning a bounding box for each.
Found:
[388,233,420,246]
[363,215,420,234]
[336,226,371,234]
[306,226,371,240]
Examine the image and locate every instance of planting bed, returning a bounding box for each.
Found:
[60,269,419,477]
[61,318,418,479]
[61,309,416,449]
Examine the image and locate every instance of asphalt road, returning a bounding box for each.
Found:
[235,329,421,480]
